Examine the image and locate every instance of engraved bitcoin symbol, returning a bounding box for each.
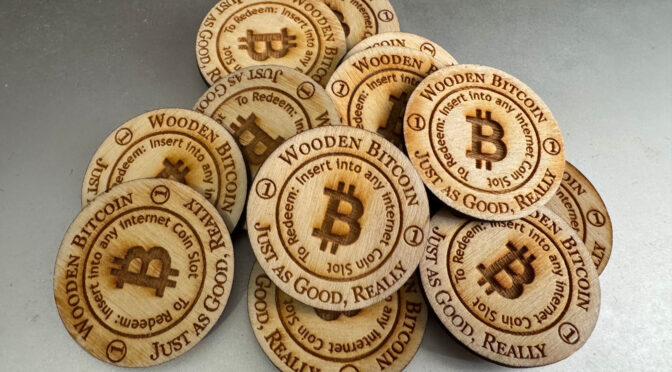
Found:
[110,246,179,298]
[256,178,277,200]
[313,308,361,321]
[332,9,350,36]
[477,242,536,299]
[312,182,364,255]
[419,42,437,57]
[156,159,190,184]
[377,92,409,147]
[466,109,507,170]
[238,28,297,61]
[587,209,606,227]
[115,128,133,146]
[331,80,350,98]
[106,340,127,363]
[150,185,170,205]
[543,138,561,155]
[406,114,426,131]
[378,9,394,22]
[559,322,580,344]
[230,113,284,165]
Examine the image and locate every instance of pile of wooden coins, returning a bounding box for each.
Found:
[53,0,612,369]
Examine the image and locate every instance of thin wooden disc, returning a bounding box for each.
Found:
[194,65,340,178]
[345,32,458,66]
[420,207,600,367]
[546,161,613,274]
[327,47,445,148]
[196,0,346,87]
[55,179,234,367]
[248,262,427,372]
[320,0,400,50]
[247,126,430,310]
[404,65,566,220]
[82,108,247,232]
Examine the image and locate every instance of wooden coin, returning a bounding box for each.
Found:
[345,32,458,66]
[327,47,445,148]
[55,179,234,367]
[546,161,613,274]
[420,207,600,367]
[194,65,340,178]
[82,108,247,232]
[404,65,566,220]
[320,0,400,50]
[196,0,346,87]
[248,262,427,372]
[247,126,430,310]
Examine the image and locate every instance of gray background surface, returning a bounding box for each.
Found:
[1,0,670,371]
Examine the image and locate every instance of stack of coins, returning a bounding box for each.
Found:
[53,0,612,369]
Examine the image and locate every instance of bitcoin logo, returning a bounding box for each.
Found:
[238,28,297,61]
[110,246,179,298]
[156,159,190,184]
[477,242,536,299]
[313,308,361,321]
[377,92,409,147]
[466,109,507,170]
[230,113,285,165]
[312,182,364,255]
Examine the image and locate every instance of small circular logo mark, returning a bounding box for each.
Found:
[586,209,606,227]
[256,178,277,199]
[404,225,424,247]
[407,114,426,131]
[150,185,171,205]
[340,365,360,372]
[378,9,394,23]
[558,322,580,345]
[419,42,437,56]
[331,80,350,98]
[297,81,316,99]
[543,138,562,155]
[115,128,133,146]
[106,339,127,363]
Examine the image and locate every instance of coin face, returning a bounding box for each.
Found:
[247,126,429,310]
[55,179,234,367]
[546,162,613,274]
[404,65,566,220]
[248,263,427,372]
[194,65,339,177]
[327,47,445,148]
[345,32,458,66]
[320,0,399,50]
[420,207,600,367]
[196,0,346,87]
[82,108,247,232]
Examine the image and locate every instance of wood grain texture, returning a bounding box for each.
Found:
[55,179,234,367]
[247,126,429,310]
[404,64,566,220]
[327,47,445,148]
[196,0,346,87]
[248,262,427,372]
[82,108,247,232]
[320,0,399,50]
[194,65,340,178]
[420,207,600,367]
[345,32,458,66]
[546,161,613,274]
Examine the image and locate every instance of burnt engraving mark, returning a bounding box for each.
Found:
[406,113,426,131]
[115,128,133,146]
[466,109,507,170]
[156,159,190,184]
[106,339,127,362]
[377,92,409,147]
[110,246,179,298]
[238,28,297,61]
[378,9,395,22]
[150,185,171,205]
[543,138,562,155]
[559,322,580,344]
[586,209,606,227]
[230,113,284,165]
[477,242,535,299]
[312,182,364,254]
[313,308,361,321]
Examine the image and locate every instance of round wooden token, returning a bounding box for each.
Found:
[327,47,445,148]
[248,262,427,372]
[404,65,566,220]
[196,0,346,87]
[247,126,430,311]
[55,179,234,367]
[420,207,600,367]
[546,161,613,274]
[82,108,247,232]
[345,32,458,66]
[320,0,400,50]
[194,65,340,178]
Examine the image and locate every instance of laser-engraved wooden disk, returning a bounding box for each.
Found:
[248,263,427,372]
[345,32,458,66]
[55,179,234,367]
[194,65,339,178]
[320,0,400,50]
[247,126,430,311]
[327,47,445,148]
[546,161,613,275]
[196,0,346,87]
[404,65,566,220]
[82,108,247,232]
[420,207,600,367]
